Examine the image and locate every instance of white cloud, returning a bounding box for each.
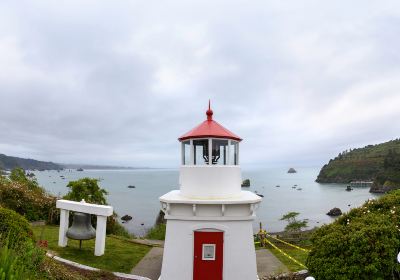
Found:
[0,0,399,167]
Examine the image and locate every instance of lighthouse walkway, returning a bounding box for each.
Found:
[131,247,164,280]
[256,249,289,278]
[130,240,288,280]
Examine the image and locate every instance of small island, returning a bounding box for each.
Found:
[241,179,250,187]
[287,168,297,173]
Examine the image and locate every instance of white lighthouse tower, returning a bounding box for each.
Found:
[159,103,262,280]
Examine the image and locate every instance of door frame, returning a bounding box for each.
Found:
[192,226,226,280]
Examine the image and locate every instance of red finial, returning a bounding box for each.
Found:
[206,100,213,121]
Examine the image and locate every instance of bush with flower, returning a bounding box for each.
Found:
[0,168,57,223]
[306,190,400,279]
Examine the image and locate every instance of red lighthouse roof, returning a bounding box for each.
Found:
[178,102,242,142]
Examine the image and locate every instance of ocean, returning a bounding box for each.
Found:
[33,167,379,236]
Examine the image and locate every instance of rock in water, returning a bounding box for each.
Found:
[369,180,400,193]
[155,210,166,225]
[287,168,297,173]
[241,179,250,187]
[127,185,136,188]
[327,207,342,216]
[121,215,133,222]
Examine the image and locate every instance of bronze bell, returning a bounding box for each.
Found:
[66,212,96,249]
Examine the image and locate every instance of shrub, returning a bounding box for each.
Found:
[0,179,57,222]
[106,213,132,238]
[306,190,400,279]
[0,207,34,246]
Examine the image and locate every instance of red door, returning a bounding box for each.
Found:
[193,231,223,280]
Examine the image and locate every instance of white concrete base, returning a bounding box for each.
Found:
[160,219,258,280]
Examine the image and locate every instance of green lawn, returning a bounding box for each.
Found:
[32,225,151,273]
[145,223,166,240]
[268,246,309,272]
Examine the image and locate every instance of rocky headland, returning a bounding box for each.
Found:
[316,139,400,193]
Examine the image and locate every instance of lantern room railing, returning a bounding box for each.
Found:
[181,138,239,166]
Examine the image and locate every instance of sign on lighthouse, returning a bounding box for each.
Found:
[159,102,262,280]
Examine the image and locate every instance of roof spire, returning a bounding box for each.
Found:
[206,99,213,121]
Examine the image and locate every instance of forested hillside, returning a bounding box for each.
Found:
[316,139,400,192]
[0,153,62,170]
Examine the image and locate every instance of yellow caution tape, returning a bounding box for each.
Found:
[263,238,307,268]
[265,233,311,253]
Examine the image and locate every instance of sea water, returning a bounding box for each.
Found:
[33,167,379,236]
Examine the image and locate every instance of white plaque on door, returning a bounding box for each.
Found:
[202,244,216,260]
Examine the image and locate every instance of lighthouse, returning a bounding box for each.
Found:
[159,103,262,280]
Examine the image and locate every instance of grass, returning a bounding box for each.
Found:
[268,246,309,272]
[32,225,151,273]
[145,224,166,240]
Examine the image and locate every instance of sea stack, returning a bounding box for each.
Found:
[159,102,262,280]
[327,207,342,216]
[288,167,297,173]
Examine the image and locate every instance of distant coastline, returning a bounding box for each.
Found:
[0,153,148,171]
[62,163,150,170]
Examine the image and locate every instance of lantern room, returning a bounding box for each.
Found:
[179,102,241,166]
[177,102,243,199]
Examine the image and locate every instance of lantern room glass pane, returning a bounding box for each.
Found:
[212,139,229,165]
[183,141,191,165]
[229,141,239,165]
[193,139,209,165]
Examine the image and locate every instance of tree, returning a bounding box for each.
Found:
[63,178,108,205]
[62,178,130,237]
[280,212,308,232]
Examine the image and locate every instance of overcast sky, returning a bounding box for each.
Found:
[0,1,399,168]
